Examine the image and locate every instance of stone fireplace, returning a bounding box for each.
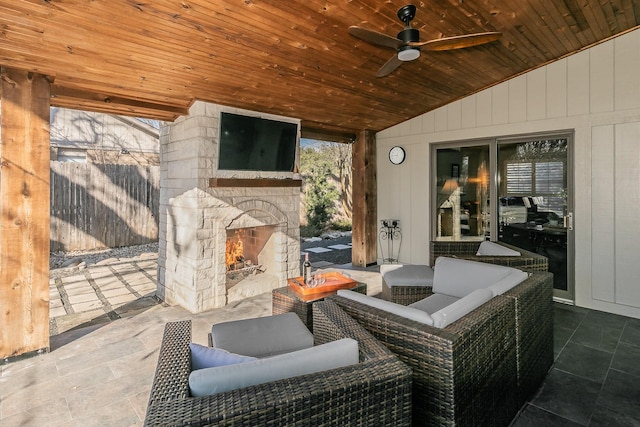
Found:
[157,101,301,313]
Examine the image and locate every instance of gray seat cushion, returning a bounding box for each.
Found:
[380,264,434,287]
[211,312,314,358]
[409,293,459,314]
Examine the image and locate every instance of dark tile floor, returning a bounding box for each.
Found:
[511,303,640,426]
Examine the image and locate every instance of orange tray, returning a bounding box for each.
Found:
[288,271,357,296]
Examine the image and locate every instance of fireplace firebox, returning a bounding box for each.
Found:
[225,225,275,287]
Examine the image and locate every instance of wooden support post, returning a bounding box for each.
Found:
[0,68,51,359]
[351,129,377,267]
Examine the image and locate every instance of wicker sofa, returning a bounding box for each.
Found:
[503,271,554,405]
[144,300,412,426]
[383,241,548,306]
[330,291,520,426]
[431,240,548,271]
[430,241,554,404]
[332,266,555,426]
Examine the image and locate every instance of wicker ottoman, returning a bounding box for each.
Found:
[380,264,434,305]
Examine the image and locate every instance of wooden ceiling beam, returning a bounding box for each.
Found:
[50,85,190,120]
[301,127,357,143]
[0,45,193,108]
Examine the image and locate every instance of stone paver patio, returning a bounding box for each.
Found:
[1,257,382,426]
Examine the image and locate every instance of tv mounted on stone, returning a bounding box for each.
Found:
[218,112,298,172]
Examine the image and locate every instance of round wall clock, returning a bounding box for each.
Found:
[389,146,406,165]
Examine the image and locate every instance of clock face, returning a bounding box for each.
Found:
[389,146,406,165]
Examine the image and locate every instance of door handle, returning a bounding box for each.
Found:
[563,212,573,231]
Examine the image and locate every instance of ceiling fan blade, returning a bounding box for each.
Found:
[349,26,402,49]
[376,55,403,78]
[409,31,502,51]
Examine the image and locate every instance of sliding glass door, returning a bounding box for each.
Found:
[433,133,574,301]
[434,144,490,241]
[497,136,572,300]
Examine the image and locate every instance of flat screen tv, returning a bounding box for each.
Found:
[218,112,298,172]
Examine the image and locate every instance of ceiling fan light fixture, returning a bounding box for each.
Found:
[398,46,420,61]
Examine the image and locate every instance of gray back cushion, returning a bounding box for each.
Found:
[431,288,494,328]
[487,270,529,296]
[432,257,519,298]
[476,241,521,256]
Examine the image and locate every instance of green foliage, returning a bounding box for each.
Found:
[331,220,352,231]
[300,144,341,231]
[300,224,324,238]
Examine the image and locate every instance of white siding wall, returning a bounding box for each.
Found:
[377,28,640,319]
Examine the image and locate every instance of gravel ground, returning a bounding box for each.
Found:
[49,242,159,278]
[49,232,353,277]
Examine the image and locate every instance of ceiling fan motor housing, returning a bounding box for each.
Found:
[398,28,419,43]
[397,28,420,61]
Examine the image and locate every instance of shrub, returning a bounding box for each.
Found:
[300,224,324,238]
[331,220,352,231]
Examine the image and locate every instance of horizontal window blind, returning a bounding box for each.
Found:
[506,162,532,193]
[505,160,565,216]
[535,161,564,193]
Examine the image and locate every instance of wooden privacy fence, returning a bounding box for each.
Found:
[50,163,159,252]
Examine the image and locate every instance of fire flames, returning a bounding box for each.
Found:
[225,230,245,270]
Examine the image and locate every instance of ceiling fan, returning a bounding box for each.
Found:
[349,4,502,77]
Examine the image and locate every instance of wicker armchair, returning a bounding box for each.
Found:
[144,301,412,426]
[330,292,520,426]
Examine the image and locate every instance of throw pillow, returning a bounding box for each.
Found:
[189,343,257,371]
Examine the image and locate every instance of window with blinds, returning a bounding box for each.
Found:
[505,160,565,215]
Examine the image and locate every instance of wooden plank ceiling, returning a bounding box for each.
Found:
[1,0,639,135]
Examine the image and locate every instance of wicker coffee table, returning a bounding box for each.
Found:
[272,281,367,331]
